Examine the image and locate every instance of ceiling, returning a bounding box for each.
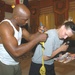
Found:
[2,0,33,5]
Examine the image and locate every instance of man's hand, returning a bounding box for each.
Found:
[37,33,48,42]
[38,25,47,33]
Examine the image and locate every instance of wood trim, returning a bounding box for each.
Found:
[53,0,69,27]
[29,0,75,33]
[5,4,13,13]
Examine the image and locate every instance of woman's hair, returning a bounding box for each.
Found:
[64,21,75,33]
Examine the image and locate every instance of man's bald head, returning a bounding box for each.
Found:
[13,4,30,18]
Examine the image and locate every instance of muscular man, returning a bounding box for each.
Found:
[0,4,47,75]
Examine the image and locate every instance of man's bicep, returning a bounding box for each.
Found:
[22,28,31,41]
[0,26,18,54]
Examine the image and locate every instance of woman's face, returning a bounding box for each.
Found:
[58,25,73,39]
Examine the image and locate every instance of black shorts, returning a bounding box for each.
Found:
[29,61,56,75]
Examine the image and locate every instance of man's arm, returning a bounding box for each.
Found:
[0,23,47,58]
[22,28,40,41]
[22,25,47,41]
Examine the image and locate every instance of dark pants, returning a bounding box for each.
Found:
[29,61,56,75]
[0,61,22,75]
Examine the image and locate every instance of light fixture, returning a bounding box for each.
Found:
[11,0,24,9]
[11,4,15,9]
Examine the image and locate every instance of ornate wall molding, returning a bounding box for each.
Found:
[53,0,69,27]
[69,1,75,11]
[40,6,53,14]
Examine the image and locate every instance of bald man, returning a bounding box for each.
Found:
[0,4,47,75]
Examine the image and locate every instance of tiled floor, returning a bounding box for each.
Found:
[20,52,75,75]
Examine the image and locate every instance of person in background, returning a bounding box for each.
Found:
[29,21,75,75]
[0,4,47,75]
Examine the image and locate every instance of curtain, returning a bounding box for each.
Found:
[69,1,75,23]
[39,1,75,30]
[69,1,75,39]
[69,11,75,23]
[39,6,56,29]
